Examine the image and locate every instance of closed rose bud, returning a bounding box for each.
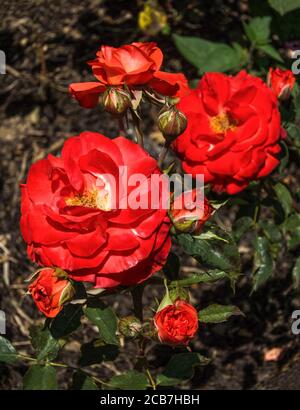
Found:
[267,67,295,101]
[169,189,212,234]
[101,87,131,116]
[118,316,142,338]
[158,106,187,142]
[154,300,199,346]
[28,268,75,318]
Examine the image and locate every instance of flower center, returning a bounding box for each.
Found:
[210,112,236,135]
[66,189,111,211]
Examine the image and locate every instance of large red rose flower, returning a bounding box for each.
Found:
[20,132,171,288]
[69,42,188,108]
[172,71,283,194]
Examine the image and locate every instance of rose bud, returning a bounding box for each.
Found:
[154,299,199,346]
[267,67,296,101]
[169,189,213,234]
[28,268,75,318]
[101,87,131,116]
[158,106,187,142]
[118,316,142,338]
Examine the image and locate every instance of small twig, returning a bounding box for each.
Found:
[146,368,157,390]
[131,110,144,147]
[157,141,170,169]
[118,117,126,137]
[17,354,111,387]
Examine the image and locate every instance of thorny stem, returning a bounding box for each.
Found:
[158,141,171,169]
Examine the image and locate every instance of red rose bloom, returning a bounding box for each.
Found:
[267,67,295,100]
[154,300,199,346]
[28,268,74,318]
[172,71,283,194]
[20,132,171,288]
[169,189,212,234]
[69,42,188,108]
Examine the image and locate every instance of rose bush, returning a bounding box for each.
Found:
[69,42,189,108]
[173,71,283,194]
[20,132,171,288]
[154,300,199,346]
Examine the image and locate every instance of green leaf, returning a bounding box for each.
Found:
[79,340,119,367]
[253,236,274,291]
[210,198,229,210]
[72,372,98,390]
[257,44,283,62]
[269,0,300,15]
[170,270,227,287]
[283,214,300,250]
[198,303,243,323]
[169,287,189,302]
[177,225,240,274]
[23,365,57,390]
[84,302,118,345]
[157,280,173,312]
[172,34,243,73]
[0,336,17,363]
[274,182,293,217]
[30,325,63,361]
[259,221,283,243]
[50,304,83,339]
[195,231,229,243]
[284,213,300,230]
[244,16,272,45]
[232,216,254,242]
[109,370,148,390]
[292,257,300,288]
[286,122,300,148]
[157,353,210,387]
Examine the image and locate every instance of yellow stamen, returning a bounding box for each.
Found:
[210,112,236,135]
[66,189,111,211]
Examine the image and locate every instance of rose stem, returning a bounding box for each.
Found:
[131,284,144,322]
[157,140,171,169]
[131,110,144,147]
[118,117,126,137]
[17,354,110,386]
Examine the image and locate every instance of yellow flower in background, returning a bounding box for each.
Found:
[138,1,169,36]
